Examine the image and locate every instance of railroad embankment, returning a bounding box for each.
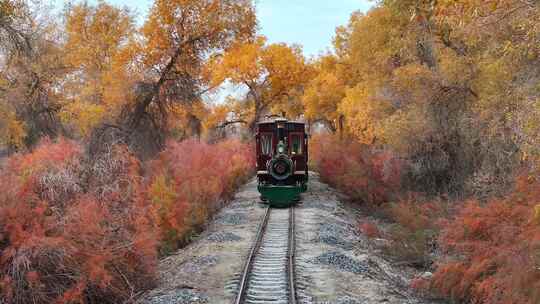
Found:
[141,173,440,304]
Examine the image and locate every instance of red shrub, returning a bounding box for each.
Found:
[0,137,255,303]
[382,197,447,266]
[387,198,445,233]
[310,134,403,205]
[359,221,381,239]
[0,139,159,304]
[147,138,255,253]
[429,173,540,303]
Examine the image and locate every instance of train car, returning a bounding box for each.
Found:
[255,118,308,207]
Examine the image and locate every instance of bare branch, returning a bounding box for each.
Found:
[215,119,248,129]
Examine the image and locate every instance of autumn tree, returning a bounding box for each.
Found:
[202,102,236,140]
[0,1,66,150]
[1,0,257,157]
[382,0,539,192]
[432,0,540,167]
[305,3,540,303]
[208,36,310,132]
[314,0,539,194]
[0,0,30,54]
[60,1,136,138]
[1,1,31,149]
[302,55,346,133]
[82,0,257,158]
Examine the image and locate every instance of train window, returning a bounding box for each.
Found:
[290,134,302,155]
[261,134,273,155]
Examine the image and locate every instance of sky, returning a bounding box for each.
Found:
[256,0,373,57]
[53,0,374,57]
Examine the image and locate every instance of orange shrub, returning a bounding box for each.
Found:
[384,198,447,267]
[147,139,255,254]
[0,138,159,304]
[310,134,403,205]
[359,221,381,239]
[429,173,540,303]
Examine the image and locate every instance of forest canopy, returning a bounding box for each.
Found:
[0,0,539,303]
[1,0,537,176]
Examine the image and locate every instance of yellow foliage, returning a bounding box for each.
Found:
[381,105,430,153]
[339,84,393,144]
[345,6,413,81]
[60,102,106,138]
[62,2,136,137]
[208,36,309,125]
[475,59,515,102]
[301,0,539,170]
[0,0,24,22]
[148,174,178,219]
[141,0,256,69]
[390,63,437,104]
[64,2,134,70]
[210,37,267,86]
[0,108,26,148]
[534,204,540,225]
[437,48,473,87]
[166,101,208,140]
[522,97,540,164]
[202,104,233,131]
[303,58,346,130]
[130,0,256,138]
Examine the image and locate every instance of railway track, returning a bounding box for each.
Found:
[234,206,296,304]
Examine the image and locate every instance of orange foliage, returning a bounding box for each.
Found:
[359,221,380,239]
[387,198,445,233]
[208,36,310,129]
[147,139,255,254]
[0,137,254,302]
[383,197,447,266]
[310,134,402,205]
[0,138,159,304]
[429,174,540,303]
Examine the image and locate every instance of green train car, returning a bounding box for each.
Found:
[255,118,308,207]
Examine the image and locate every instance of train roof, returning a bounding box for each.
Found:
[256,118,305,126]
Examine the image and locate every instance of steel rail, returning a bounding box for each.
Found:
[288,206,297,304]
[234,206,271,304]
[233,206,297,304]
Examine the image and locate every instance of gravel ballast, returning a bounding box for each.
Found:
[312,251,369,274]
[140,174,441,304]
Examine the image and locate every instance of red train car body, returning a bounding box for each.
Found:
[255,118,308,207]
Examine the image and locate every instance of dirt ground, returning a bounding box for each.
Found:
[139,173,442,304]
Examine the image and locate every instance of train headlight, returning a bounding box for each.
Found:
[274,161,287,175]
[268,155,293,181]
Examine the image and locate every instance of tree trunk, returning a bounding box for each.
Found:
[338,115,345,140]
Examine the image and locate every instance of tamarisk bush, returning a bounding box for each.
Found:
[426,173,540,303]
[0,138,159,304]
[0,137,255,303]
[310,135,402,205]
[147,139,255,254]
